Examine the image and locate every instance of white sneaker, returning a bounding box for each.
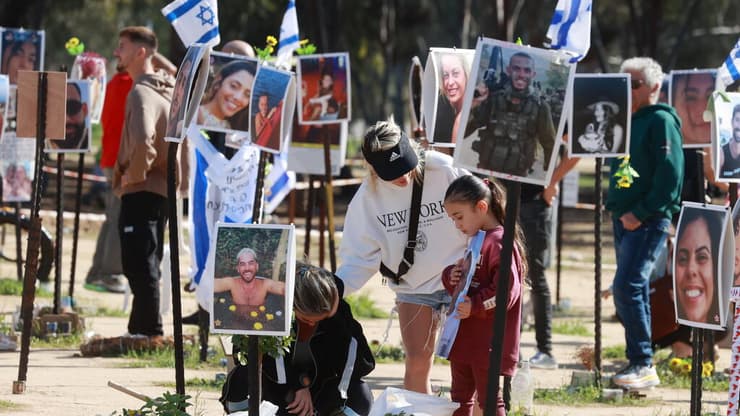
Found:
[612,364,660,389]
[529,350,558,369]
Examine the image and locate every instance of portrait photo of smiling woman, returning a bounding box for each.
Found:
[673,203,731,330]
[196,53,257,135]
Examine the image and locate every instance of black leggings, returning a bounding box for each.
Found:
[265,379,373,415]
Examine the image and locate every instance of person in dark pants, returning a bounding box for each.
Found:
[510,139,578,370]
[112,26,176,337]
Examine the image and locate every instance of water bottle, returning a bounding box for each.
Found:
[510,359,534,415]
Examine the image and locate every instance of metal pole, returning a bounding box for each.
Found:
[594,158,603,385]
[484,180,520,416]
[15,202,23,282]
[690,327,704,416]
[248,151,268,416]
[14,71,48,394]
[68,153,84,301]
[53,153,64,314]
[322,126,337,272]
[304,177,315,259]
[166,143,185,396]
[555,167,564,306]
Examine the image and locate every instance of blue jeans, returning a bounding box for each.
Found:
[612,216,670,367]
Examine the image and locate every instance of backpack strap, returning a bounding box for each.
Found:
[379,172,424,284]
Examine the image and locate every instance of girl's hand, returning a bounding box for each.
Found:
[286,387,314,416]
[449,258,464,286]
[457,296,472,319]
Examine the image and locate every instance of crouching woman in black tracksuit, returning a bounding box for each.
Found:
[261,262,376,416]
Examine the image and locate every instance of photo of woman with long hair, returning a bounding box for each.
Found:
[570,74,630,158]
[433,52,471,145]
[0,29,43,85]
[196,55,257,134]
[576,100,624,154]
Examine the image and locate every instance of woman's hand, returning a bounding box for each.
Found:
[449,258,464,286]
[456,296,472,319]
[286,387,314,416]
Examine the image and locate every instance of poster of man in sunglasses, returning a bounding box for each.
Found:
[454,38,573,186]
[45,80,91,153]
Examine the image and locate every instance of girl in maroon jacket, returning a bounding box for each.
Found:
[442,175,526,416]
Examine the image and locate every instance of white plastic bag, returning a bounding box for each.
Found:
[368,387,459,416]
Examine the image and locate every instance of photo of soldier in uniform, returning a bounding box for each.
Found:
[569,74,631,158]
[455,38,574,186]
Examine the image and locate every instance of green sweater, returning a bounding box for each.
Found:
[606,103,684,221]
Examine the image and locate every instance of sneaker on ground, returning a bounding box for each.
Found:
[529,350,558,369]
[612,364,660,389]
[85,274,128,293]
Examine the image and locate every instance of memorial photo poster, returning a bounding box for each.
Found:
[297,53,351,125]
[454,37,574,186]
[0,131,35,202]
[713,92,740,183]
[569,74,630,158]
[422,47,475,147]
[45,80,91,153]
[0,28,44,85]
[166,44,208,143]
[731,200,740,300]
[0,74,7,139]
[193,52,258,137]
[288,112,347,176]
[210,222,296,336]
[70,53,106,123]
[669,69,716,148]
[249,65,295,154]
[673,202,733,331]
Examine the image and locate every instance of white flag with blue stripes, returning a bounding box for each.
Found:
[264,153,295,214]
[275,0,300,68]
[545,0,592,63]
[161,0,221,48]
[718,37,740,89]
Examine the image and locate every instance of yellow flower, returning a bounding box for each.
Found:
[681,362,692,375]
[259,305,266,312]
[702,361,714,377]
[299,38,309,46]
[266,35,278,47]
[229,305,236,312]
[65,37,80,49]
[266,314,274,321]
[254,322,263,330]
[669,357,683,372]
[250,311,259,318]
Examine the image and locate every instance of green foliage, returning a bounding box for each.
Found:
[601,344,626,360]
[157,377,224,392]
[31,333,85,348]
[213,227,288,279]
[372,343,405,363]
[0,399,22,411]
[120,343,224,370]
[118,391,192,416]
[345,292,389,318]
[534,385,652,407]
[88,306,129,318]
[655,358,729,392]
[232,333,293,363]
[552,320,592,337]
[0,278,52,297]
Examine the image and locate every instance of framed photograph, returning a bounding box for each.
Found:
[0,28,44,85]
[288,112,347,176]
[70,53,106,124]
[0,131,35,202]
[194,52,258,136]
[0,74,7,138]
[210,223,296,336]
[569,74,630,158]
[713,92,740,182]
[45,80,91,153]
[731,201,740,299]
[166,45,209,142]
[249,65,295,154]
[297,53,351,125]
[421,48,475,147]
[658,76,670,104]
[673,202,733,331]
[669,69,716,148]
[454,38,574,186]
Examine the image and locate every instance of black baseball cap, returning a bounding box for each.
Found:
[362,131,418,181]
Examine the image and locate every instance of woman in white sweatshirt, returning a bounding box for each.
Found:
[337,119,468,394]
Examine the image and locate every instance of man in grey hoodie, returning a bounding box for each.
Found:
[112,26,175,337]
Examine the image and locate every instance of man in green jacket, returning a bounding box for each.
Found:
[606,57,684,389]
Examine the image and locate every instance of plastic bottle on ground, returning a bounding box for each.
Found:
[510,359,534,415]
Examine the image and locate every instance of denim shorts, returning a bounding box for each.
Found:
[395,289,451,312]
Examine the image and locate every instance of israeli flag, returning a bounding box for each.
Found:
[162,0,221,48]
[545,0,592,63]
[264,153,296,214]
[718,37,740,89]
[275,0,300,68]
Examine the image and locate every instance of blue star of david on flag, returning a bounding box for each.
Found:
[162,0,221,48]
[196,5,215,26]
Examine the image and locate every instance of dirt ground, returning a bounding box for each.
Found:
[0,187,733,415]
